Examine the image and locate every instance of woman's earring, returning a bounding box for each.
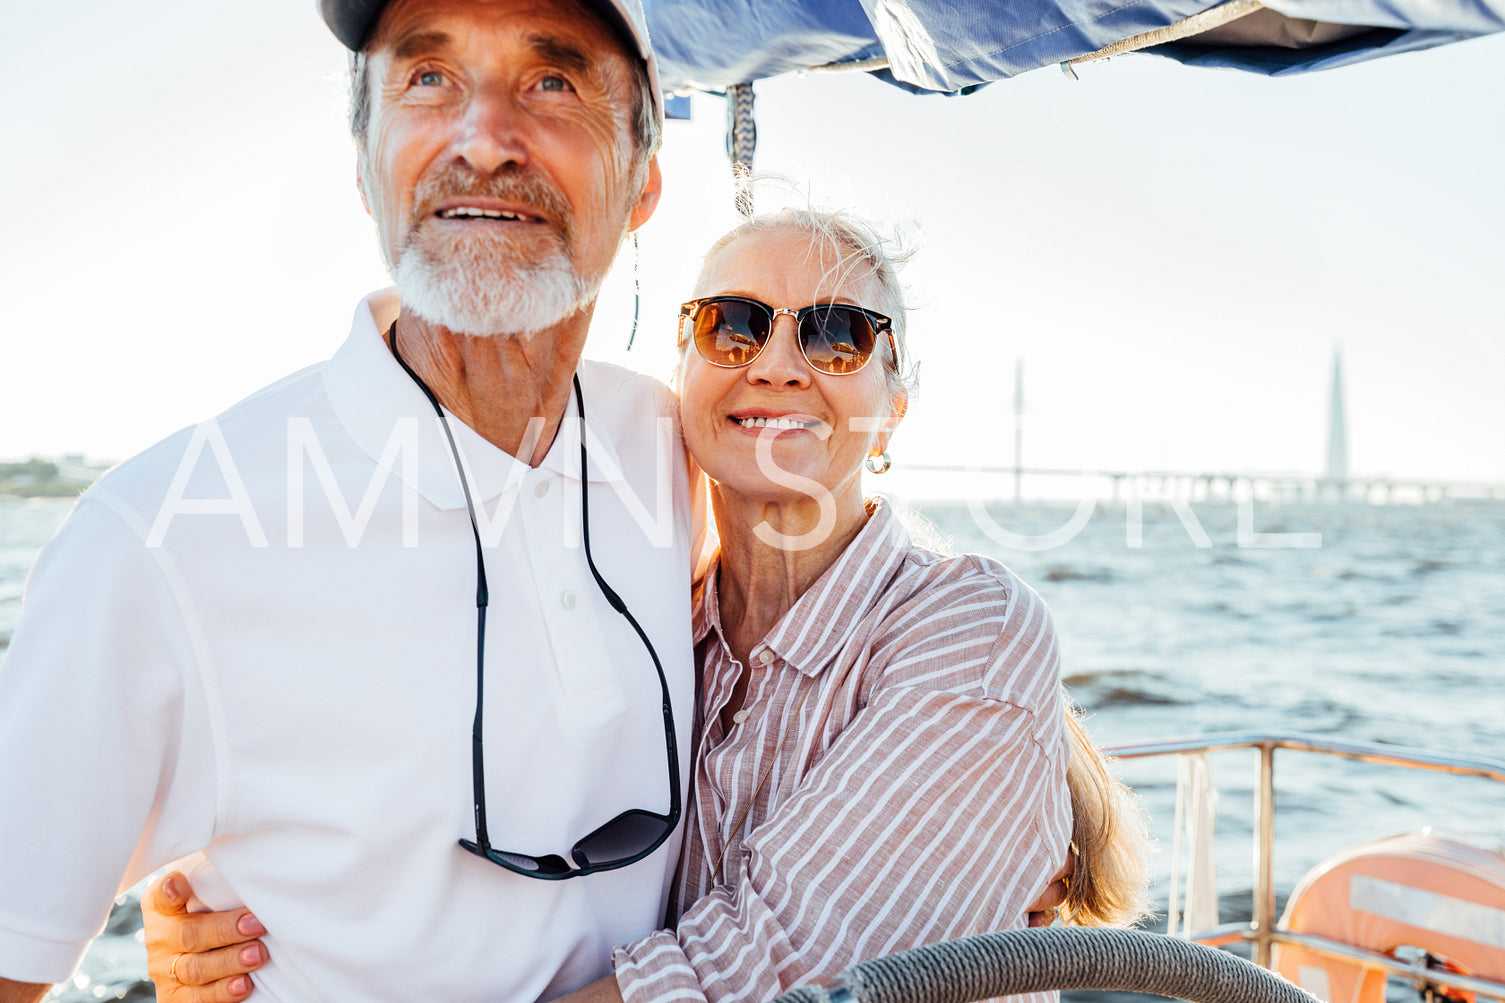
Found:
[865,450,892,475]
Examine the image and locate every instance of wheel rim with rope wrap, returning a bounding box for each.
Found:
[771,927,1322,1003]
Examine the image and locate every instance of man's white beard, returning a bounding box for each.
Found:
[391,228,598,339]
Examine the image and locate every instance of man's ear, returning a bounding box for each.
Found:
[628,156,663,231]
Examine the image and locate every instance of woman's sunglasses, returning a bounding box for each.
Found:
[680,295,897,376]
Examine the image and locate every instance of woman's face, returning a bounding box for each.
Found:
[678,227,901,508]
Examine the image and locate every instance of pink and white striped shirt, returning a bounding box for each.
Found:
[613,499,1071,1003]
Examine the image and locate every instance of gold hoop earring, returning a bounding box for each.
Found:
[865,451,891,475]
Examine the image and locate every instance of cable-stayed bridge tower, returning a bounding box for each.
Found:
[1013,358,1024,501]
[1326,347,1348,487]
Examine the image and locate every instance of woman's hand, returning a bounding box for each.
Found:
[1026,851,1077,927]
[142,871,269,1002]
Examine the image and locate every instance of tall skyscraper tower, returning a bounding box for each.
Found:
[1326,347,1348,484]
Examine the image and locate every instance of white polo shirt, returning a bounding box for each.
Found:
[0,291,699,1002]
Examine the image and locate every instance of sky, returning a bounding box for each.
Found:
[2,1,1502,491]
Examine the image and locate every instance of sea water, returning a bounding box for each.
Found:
[2,494,1501,1002]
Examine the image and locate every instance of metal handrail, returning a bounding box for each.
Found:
[1105,733,1505,782]
[1101,732,1505,999]
[1179,925,1505,1001]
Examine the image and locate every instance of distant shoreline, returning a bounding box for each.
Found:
[0,457,109,499]
[2,455,1500,505]
[0,485,89,499]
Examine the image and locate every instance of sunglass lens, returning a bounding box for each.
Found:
[694,300,769,367]
[573,810,673,867]
[801,307,877,375]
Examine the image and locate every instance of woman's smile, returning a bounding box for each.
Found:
[725,411,825,433]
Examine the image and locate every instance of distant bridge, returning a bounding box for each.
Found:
[901,464,1505,504]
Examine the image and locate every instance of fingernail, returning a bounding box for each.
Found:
[241,944,263,966]
[230,975,250,996]
[238,913,266,937]
[163,877,180,900]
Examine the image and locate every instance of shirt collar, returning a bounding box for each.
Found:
[690,497,911,677]
[690,567,721,647]
[321,289,625,511]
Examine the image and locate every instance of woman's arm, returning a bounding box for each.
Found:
[615,625,1073,1003]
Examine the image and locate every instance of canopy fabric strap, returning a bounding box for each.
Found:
[726,82,757,217]
[804,57,893,74]
[1066,0,1267,65]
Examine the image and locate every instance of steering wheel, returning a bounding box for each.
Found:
[772,927,1320,1003]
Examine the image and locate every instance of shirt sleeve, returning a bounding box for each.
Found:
[613,572,1071,1003]
[0,495,217,983]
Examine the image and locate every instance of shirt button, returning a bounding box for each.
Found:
[756,649,775,666]
[534,481,550,498]
[732,710,749,725]
[560,589,576,609]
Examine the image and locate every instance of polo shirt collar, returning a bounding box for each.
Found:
[322,289,625,511]
[690,497,911,677]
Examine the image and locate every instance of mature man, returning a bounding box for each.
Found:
[0,0,700,1000]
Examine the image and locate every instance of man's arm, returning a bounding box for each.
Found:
[0,978,50,1003]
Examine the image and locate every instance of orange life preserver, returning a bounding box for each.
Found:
[1273,833,1505,1003]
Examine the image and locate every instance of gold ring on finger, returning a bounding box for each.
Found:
[170,953,185,984]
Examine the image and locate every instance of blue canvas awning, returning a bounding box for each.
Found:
[643,0,1503,95]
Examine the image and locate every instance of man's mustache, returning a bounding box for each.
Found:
[408,165,574,245]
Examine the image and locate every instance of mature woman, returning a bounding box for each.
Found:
[143,208,1146,1002]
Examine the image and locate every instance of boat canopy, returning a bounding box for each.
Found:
[643,0,1504,95]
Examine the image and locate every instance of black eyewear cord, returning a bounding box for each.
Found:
[388,321,681,879]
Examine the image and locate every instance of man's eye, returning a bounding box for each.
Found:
[416,70,445,87]
[537,74,570,92]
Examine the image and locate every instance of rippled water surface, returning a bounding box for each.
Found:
[3,495,1501,1001]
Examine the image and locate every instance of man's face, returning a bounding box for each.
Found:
[360,0,658,336]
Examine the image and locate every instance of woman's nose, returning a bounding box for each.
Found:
[745,315,809,387]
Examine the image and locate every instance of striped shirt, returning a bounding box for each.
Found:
[612,498,1071,1003]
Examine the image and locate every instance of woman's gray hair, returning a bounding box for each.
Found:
[690,207,921,404]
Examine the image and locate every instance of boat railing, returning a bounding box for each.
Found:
[1103,732,1505,1001]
